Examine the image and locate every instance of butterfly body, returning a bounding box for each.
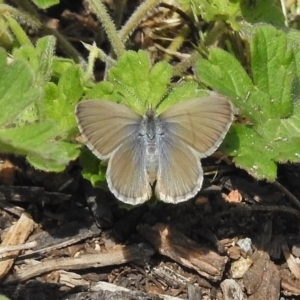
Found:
[140,109,164,185]
[75,96,233,205]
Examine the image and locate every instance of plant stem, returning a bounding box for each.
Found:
[82,41,116,81]
[86,0,125,58]
[119,0,161,42]
[9,0,40,19]
[42,26,85,64]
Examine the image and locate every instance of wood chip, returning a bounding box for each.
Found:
[220,279,245,300]
[282,241,300,280]
[243,251,280,300]
[138,223,228,281]
[0,213,37,280]
[58,270,90,288]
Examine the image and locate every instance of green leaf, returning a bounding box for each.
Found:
[35,36,56,84]
[250,26,294,119]
[12,36,57,124]
[0,122,79,172]
[79,148,107,187]
[45,65,83,136]
[107,50,173,113]
[14,35,56,85]
[195,25,300,181]
[0,50,43,127]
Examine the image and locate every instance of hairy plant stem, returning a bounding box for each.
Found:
[1,4,84,64]
[119,0,161,42]
[5,15,32,46]
[86,0,125,58]
[0,4,41,30]
[82,41,116,81]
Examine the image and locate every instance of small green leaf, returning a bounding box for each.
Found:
[35,36,56,84]
[240,0,284,25]
[45,65,83,136]
[14,35,56,85]
[0,51,43,127]
[79,148,107,188]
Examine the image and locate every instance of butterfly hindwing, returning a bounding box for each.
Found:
[155,131,203,203]
[107,133,152,204]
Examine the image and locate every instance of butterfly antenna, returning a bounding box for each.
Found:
[155,77,185,109]
[114,79,143,107]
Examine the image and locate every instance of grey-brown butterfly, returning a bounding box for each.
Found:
[75,96,233,205]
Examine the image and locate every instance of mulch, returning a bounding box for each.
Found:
[0,155,300,300]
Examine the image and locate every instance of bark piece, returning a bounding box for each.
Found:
[220,279,245,300]
[281,269,300,296]
[138,223,227,281]
[0,213,37,280]
[243,251,280,300]
[5,243,154,283]
[187,283,202,300]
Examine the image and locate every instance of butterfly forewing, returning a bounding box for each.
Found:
[75,100,142,159]
[155,135,203,203]
[107,134,152,204]
[159,96,233,158]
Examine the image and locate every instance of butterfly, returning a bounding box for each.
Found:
[75,96,233,205]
